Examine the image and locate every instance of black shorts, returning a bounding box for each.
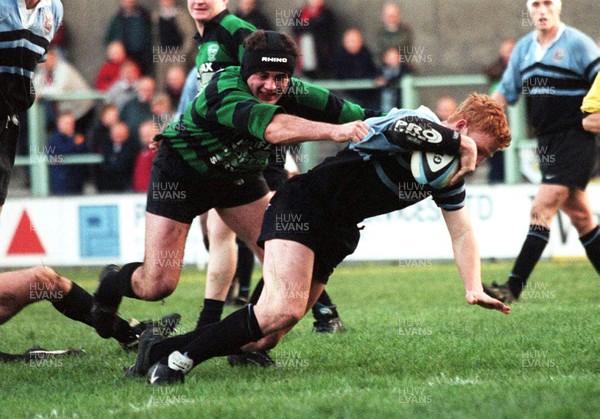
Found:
[0,115,19,206]
[146,163,270,225]
[258,176,360,284]
[538,127,597,189]
[263,165,287,191]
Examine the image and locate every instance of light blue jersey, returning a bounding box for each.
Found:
[175,67,198,119]
[0,0,63,114]
[350,105,441,159]
[497,24,600,135]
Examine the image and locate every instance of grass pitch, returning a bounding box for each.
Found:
[0,260,598,418]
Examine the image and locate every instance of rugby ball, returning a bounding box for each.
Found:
[410,151,460,189]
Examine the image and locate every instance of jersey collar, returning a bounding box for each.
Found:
[18,0,51,28]
[534,23,565,62]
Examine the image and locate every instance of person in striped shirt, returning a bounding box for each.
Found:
[484,0,600,303]
[133,93,512,385]
[0,0,62,211]
[93,30,376,359]
[182,1,346,341]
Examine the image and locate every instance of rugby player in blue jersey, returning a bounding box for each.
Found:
[485,0,600,302]
[128,92,512,384]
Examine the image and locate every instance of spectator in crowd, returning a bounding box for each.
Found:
[152,0,197,91]
[150,93,173,133]
[86,103,120,154]
[132,120,159,193]
[375,2,414,71]
[332,28,378,108]
[47,112,87,195]
[96,122,138,192]
[164,65,187,107]
[104,60,143,111]
[434,95,458,121]
[375,46,412,111]
[48,19,70,59]
[86,103,121,185]
[95,41,139,92]
[483,38,516,184]
[120,77,156,144]
[235,0,273,30]
[33,48,96,133]
[484,39,516,93]
[292,0,336,79]
[105,0,153,75]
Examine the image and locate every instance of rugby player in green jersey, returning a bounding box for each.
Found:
[185,0,345,347]
[92,30,377,350]
[129,91,513,384]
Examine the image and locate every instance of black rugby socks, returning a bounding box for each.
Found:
[580,225,600,274]
[508,225,550,297]
[236,240,255,299]
[153,305,264,367]
[52,281,136,343]
[51,282,94,326]
[196,298,224,329]
[94,262,142,307]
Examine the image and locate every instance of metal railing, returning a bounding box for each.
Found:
[19,91,105,196]
[21,77,534,196]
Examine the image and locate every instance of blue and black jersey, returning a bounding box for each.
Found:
[0,0,63,115]
[351,107,465,212]
[291,107,466,230]
[497,24,600,136]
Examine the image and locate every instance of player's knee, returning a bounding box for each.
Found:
[259,305,302,332]
[31,266,69,294]
[136,266,179,300]
[255,333,283,351]
[145,280,176,301]
[279,307,304,329]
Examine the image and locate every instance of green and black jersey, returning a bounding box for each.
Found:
[157,66,377,177]
[194,10,255,92]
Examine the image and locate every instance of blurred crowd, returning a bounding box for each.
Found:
[17,0,599,195]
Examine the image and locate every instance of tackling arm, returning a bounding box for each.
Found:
[264,114,370,145]
[442,208,510,314]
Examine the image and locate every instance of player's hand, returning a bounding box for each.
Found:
[466,290,511,314]
[450,134,477,185]
[332,121,370,143]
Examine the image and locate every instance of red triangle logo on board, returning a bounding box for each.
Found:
[7,210,46,255]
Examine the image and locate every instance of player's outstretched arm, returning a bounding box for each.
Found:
[442,208,510,315]
[264,114,370,145]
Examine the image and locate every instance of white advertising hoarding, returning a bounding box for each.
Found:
[0,185,598,267]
